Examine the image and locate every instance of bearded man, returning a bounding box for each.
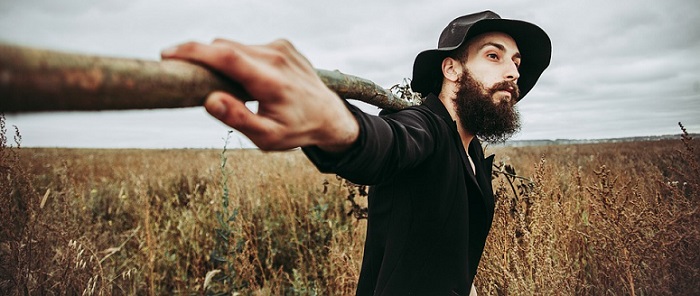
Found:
[163,10,551,296]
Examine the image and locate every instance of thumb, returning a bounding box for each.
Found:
[204,92,230,120]
[204,92,273,137]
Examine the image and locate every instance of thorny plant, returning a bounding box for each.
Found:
[207,130,243,294]
[331,177,369,220]
[0,114,108,295]
[678,122,699,187]
[0,113,28,293]
[389,78,424,106]
[492,162,536,202]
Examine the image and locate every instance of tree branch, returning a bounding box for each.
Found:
[0,43,417,112]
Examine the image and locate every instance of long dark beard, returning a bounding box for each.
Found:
[453,70,521,143]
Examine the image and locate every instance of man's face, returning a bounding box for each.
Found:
[462,32,521,104]
[453,32,522,143]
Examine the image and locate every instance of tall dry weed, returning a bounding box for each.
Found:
[479,128,700,295]
[0,114,108,295]
[4,115,698,294]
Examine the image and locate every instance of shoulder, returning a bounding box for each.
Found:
[379,104,442,126]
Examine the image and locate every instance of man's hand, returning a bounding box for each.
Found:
[161,39,359,152]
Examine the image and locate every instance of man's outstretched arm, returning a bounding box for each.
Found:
[161,38,359,153]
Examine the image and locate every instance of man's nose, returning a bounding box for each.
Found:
[504,61,520,82]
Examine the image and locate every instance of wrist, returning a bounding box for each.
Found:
[316,102,360,154]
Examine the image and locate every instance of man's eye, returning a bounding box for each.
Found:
[487,53,499,60]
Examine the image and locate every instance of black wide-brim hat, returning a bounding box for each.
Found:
[411,11,552,101]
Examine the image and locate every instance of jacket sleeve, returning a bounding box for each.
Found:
[302,102,438,185]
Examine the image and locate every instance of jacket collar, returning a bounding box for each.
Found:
[422,93,453,123]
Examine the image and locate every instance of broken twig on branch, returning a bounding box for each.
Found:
[0,43,417,112]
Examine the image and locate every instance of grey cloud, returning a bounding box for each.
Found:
[0,0,131,16]
[1,0,699,148]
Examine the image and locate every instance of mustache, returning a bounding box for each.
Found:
[489,80,520,101]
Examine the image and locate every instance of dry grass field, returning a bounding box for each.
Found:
[1,116,698,295]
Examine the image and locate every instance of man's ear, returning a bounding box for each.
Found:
[441,57,461,82]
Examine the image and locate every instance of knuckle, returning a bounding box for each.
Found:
[178,41,201,54]
[269,39,297,56]
[224,108,249,128]
[264,39,307,68]
[212,38,228,44]
[268,51,288,67]
[271,38,293,50]
[212,38,239,48]
[216,50,241,67]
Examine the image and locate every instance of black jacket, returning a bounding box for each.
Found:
[303,94,495,296]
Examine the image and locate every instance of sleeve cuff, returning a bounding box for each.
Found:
[301,101,367,173]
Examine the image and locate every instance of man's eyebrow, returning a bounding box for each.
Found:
[479,42,521,59]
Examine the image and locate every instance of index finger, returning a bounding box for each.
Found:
[160,40,262,87]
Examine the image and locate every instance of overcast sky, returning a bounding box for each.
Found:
[1,0,699,148]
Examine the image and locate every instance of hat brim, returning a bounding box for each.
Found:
[411,18,552,101]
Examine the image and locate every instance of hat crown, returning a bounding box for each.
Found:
[411,11,551,100]
[438,11,501,49]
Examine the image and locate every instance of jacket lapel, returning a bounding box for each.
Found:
[461,138,482,195]
[422,95,495,212]
[478,154,496,212]
[424,95,484,195]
